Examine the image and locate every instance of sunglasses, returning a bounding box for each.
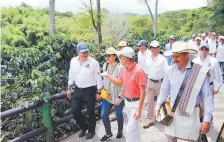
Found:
[200,48,209,51]
[150,46,159,49]
[105,54,115,58]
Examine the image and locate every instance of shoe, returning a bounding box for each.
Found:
[86,132,95,139]
[116,132,123,141]
[100,134,113,142]
[78,130,86,138]
[143,121,154,129]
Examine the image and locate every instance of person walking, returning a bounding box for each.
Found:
[67,42,103,139]
[99,47,124,141]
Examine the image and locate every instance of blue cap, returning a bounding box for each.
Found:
[169,35,176,40]
[192,34,196,38]
[76,42,90,53]
[182,36,188,42]
[137,40,147,46]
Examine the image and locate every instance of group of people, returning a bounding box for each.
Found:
[66,31,224,142]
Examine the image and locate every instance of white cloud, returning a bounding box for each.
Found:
[0,0,207,15]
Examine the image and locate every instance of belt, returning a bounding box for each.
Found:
[75,85,95,91]
[210,82,214,86]
[125,97,139,102]
[149,78,163,83]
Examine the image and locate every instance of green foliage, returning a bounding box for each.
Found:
[1,3,223,141]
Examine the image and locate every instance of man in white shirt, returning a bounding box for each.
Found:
[164,35,176,65]
[193,44,223,95]
[117,41,127,51]
[143,40,168,128]
[67,42,103,139]
[201,33,208,45]
[137,40,151,68]
[217,36,224,80]
[155,41,213,142]
[190,37,201,59]
[208,32,218,57]
[188,34,197,49]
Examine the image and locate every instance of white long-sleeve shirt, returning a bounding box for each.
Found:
[144,54,168,80]
[216,44,224,62]
[208,39,217,54]
[138,49,151,68]
[155,61,214,122]
[68,56,103,89]
[193,56,223,91]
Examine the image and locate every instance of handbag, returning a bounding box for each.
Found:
[157,100,174,126]
[157,70,190,126]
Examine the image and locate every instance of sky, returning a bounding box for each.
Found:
[0,0,208,15]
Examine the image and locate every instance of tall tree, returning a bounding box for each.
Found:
[82,0,102,44]
[49,0,55,36]
[141,0,158,38]
[96,0,102,44]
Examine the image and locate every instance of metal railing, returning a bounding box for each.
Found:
[1,92,101,142]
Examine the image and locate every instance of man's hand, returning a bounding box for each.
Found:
[200,121,210,134]
[134,109,142,120]
[114,98,122,106]
[154,110,159,121]
[213,90,219,95]
[67,90,71,99]
[96,94,102,101]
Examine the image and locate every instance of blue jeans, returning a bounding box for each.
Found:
[101,99,124,135]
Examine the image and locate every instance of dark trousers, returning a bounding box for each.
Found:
[71,86,96,133]
[219,62,224,80]
[101,100,124,135]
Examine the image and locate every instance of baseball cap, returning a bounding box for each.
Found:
[137,40,147,46]
[118,41,127,47]
[199,44,209,49]
[116,47,135,58]
[169,35,176,40]
[76,42,90,53]
[150,40,160,47]
[182,36,188,42]
[195,37,201,40]
[192,34,196,38]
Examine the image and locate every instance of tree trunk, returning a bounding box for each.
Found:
[49,0,55,36]
[96,0,102,44]
[144,0,156,38]
[89,0,97,32]
[155,0,158,38]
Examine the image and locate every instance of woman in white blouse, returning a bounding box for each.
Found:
[98,47,124,142]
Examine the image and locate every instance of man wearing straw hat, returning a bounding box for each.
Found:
[155,41,214,142]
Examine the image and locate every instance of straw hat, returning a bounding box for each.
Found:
[106,47,117,54]
[164,41,197,56]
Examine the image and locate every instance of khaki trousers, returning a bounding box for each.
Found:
[145,79,162,122]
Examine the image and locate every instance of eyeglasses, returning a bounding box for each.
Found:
[150,46,158,49]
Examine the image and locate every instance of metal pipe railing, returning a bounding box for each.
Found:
[11,126,47,142]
